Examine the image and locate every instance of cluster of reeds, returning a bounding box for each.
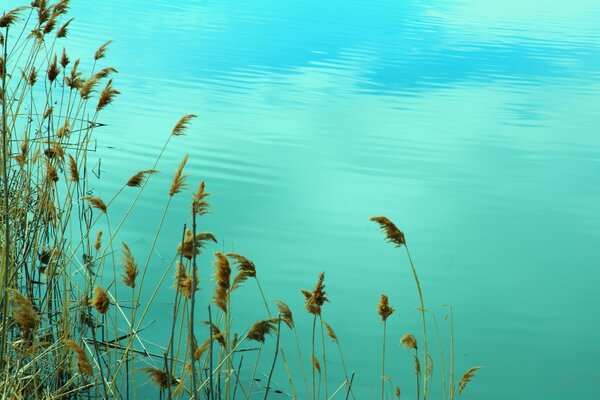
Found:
[0,2,481,399]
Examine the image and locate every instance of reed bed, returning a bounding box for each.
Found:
[0,2,480,399]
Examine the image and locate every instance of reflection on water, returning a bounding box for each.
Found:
[6,0,600,397]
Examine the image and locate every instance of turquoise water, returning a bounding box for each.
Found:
[6,0,600,398]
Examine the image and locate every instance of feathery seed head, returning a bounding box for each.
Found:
[192,180,210,215]
[370,216,406,247]
[301,272,329,316]
[94,40,113,60]
[172,114,197,136]
[96,79,120,111]
[56,17,73,38]
[400,333,418,350]
[142,368,177,389]
[91,286,109,314]
[247,319,276,343]
[169,154,189,196]
[377,294,394,322]
[127,169,158,187]
[94,230,103,252]
[458,366,482,395]
[0,7,27,28]
[81,196,107,213]
[229,253,256,290]
[177,228,216,260]
[276,300,294,329]
[213,252,231,313]
[121,242,138,288]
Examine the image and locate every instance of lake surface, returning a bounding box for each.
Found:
[6,0,600,398]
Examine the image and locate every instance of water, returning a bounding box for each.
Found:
[6,0,600,398]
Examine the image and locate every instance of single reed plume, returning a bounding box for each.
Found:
[213,252,231,313]
[247,319,276,343]
[127,169,158,187]
[91,286,110,314]
[301,272,328,316]
[142,367,177,390]
[370,215,429,399]
[169,153,189,196]
[121,242,138,288]
[192,180,210,215]
[378,294,394,400]
[228,253,257,290]
[276,300,294,329]
[8,289,40,337]
[401,333,420,399]
[172,114,197,136]
[174,261,197,298]
[177,229,217,260]
[94,230,103,252]
[457,366,482,396]
[65,339,93,375]
[96,79,120,111]
[82,196,107,213]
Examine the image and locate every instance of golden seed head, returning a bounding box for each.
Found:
[458,366,482,395]
[169,154,189,196]
[192,180,210,215]
[370,216,406,247]
[94,230,103,252]
[172,114,197,136]
[301,272,328,316]
[81,196,107,213]
[377,294,394,322]
[127,169,158,187]
[177,229,216,260]
[94,40,113,60]
[400,333,418,350]
[247,319,276,343]
[324,321,338,343]
[65,339,93,375]
[229,253,256,290]
[56,17,73,38]
[91,286,110,314]
[96,79,120,112]
[312,356,321,373]
[276,300,294,329]
[142,368,176,389]
[121,242,138,288]
[0,6,27,28]
[213,252,231,313]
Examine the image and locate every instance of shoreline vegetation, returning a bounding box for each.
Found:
[0,2,480,399]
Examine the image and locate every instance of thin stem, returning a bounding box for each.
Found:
[263,316,282,400]
[381,321,387,400]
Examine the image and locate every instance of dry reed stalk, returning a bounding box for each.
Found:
[65,339,93,375]
[169,154,189,196]
[213,252,231,313]
[94,230,103,252]
[247,319,276,343]
[96,79,120,111]
[457,366,481,395]
[172,114,197,136]
[121,242,138,288]
[301,272,328,316]
[82,196,107,213]
[276,300,294,329]
[377,294,394,322]
[142,367,176,389]
[126,169,158,187]
[91,286,110,314]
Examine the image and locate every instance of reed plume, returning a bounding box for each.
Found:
[27,67,38,86]
[8,289,40,336]
[174,262,197,299]
[229,253,256,290]
[213,252,231,313]
[47,55,60,83]
[121,242,138,288]
[369,216,405,247]
[172,114,197,136]
[65,339,93,375]
[0,6,27,28]
[56,17,73,38]
[91,286,110,314]
[94,40,113,60]
[192,180,210,215]
[94,230,103,251]
[16,139,28,166]
[95,66,118,79]
[82,196,107,213]
[203,321,226,348]
[312,356,321,373]
[377,294,394,322]
[395,386,401,398]
[45,160,59,183]
[57,119,71,138]
[60,48,69,67]
[458,366,481,395]
[142,368,177,389]
[169,154,189,196]
[323,321,337,343]
[177,228,216,260]
[79,75,100,99]
[276,300,294,329]
[67,153,79,181]
[96,79,120,111]
[301,272,328,316]
[126,169,158,187]
[400,334,418,350]
[247,319,276,343]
